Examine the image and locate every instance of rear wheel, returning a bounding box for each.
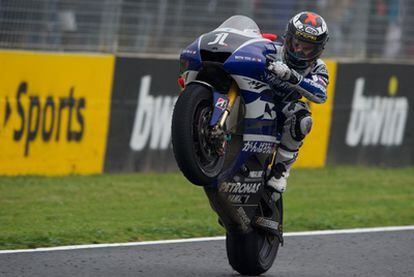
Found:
[226,230,280,276]
[171,83,225,186]
[226,193,282,275]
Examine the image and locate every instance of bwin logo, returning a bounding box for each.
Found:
[130,75,177,151]
[346,77,409,147]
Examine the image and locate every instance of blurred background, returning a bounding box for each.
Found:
[0,0,412,60]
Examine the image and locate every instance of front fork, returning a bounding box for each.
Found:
[209,82,239,154]
[218,82,238,127]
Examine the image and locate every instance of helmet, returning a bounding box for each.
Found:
[284,11,329,70]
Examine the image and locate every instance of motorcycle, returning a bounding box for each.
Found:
[171,15,283,276]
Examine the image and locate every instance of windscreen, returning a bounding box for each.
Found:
[215,15,261,37]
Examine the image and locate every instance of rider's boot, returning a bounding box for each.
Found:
[267,147,297,193]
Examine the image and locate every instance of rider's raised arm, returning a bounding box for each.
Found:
[293,60,328,104]
[266,57,329,104]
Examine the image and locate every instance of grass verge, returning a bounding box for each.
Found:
[0,166,413,250]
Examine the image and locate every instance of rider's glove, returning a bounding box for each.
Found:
[267,61,302,85]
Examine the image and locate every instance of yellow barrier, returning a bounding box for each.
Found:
[0,51,115,175]
[295,59,337,168]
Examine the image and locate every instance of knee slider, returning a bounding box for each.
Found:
[290,110,312,141]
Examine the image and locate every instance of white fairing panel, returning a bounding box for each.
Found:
[232,75,276,120]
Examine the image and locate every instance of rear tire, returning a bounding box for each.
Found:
[171,83,225,186]
[226,230,280,276]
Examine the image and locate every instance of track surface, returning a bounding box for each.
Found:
[1,230,413,277]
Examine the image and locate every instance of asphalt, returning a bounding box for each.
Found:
[0,230,413,277]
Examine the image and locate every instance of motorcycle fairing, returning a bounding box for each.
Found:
[177,16,284,243]
[179,22,280,186]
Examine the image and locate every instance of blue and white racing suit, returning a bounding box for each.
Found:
[265,45,329,171]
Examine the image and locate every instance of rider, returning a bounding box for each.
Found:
[265,11,329,193]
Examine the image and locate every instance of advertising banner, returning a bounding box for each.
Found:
[327,63,413,166]
[104,57,179,172]
[0,51,115,175]
[105,57,337,172]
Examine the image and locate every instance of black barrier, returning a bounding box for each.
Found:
[105,58,414,172]
[104,57,179,172]
[327,63,413,166]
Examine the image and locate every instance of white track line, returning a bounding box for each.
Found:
[1,225,413,255]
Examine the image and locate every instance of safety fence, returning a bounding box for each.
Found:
[0,50,412,175]
[0,0,413,60]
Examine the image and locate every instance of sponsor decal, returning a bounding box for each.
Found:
[232,75,270,93]
[295,30,317,41]
[234,55,262,62]
[242,141,275,154]
[327,63,413,166]
[0,50,114,175]
[237,207,251,230]
[255,217,279,230]
[220,181,262,204]
[215,97,228,111]
[248,171,263,178]
[181,49,197,55]
[219,182,261,194]
[129,75,177,151]
[5,82,85,156]
[207,32,229,46]
[346,77,408,146]
[227,194,251,204]
[104,57,180,172]
[246,79,267,90]
[305,26,318,35]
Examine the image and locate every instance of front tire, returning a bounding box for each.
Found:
[171,83,225,186]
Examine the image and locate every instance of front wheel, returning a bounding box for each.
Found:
[171,83,225,186]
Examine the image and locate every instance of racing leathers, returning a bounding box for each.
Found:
[265,45,329,193]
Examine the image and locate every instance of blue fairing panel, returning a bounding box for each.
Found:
[224,43,267,80]
[180,38,202,72]
[224,39,278,79]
